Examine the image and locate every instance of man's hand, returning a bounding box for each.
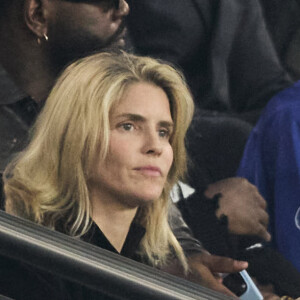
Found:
[204,177,271,241]
[162,252,248,297]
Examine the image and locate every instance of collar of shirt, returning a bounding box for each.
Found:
[82,221,146,261]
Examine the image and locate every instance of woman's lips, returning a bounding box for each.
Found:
[134,166,162,177]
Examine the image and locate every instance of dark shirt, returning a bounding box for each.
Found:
[0,65,40,209]
[0,220,145,300]
[127,0,291,122]
[82,221,145,260]
[0,67,39,168]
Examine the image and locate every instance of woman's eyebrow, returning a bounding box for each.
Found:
[115,113,174,127]
[115,113,146,122]
[159,121,174,129]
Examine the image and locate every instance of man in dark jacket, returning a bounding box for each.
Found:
[127,0,291,123]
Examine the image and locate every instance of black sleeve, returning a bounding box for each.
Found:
[177,191,239,258]
[168,203,205,256]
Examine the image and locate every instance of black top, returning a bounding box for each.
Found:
[82,221,145,260]
[0,221,146,300]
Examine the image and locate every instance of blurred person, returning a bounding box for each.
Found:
[127,0,291,124]
[260,0,300,79]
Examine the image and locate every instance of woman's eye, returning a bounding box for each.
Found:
[121,123,134,131]
[158,129,170,138]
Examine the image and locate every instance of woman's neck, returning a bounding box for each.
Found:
[90,191,138,253]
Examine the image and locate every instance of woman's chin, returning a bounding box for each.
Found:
[130,190,163,206]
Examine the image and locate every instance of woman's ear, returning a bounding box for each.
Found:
[23,0,48,38]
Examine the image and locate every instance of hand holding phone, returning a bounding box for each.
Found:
[223,270,263,299]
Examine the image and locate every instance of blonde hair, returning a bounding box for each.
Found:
[4,52,194,269]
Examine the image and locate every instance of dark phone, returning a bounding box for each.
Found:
[223,272,247,296]
[223,271,263,300]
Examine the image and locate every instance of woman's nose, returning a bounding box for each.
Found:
[142,131,163,156]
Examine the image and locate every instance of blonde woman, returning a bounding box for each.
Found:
[4,51,194,270]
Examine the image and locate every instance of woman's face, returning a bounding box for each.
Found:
[89,82,174,209]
